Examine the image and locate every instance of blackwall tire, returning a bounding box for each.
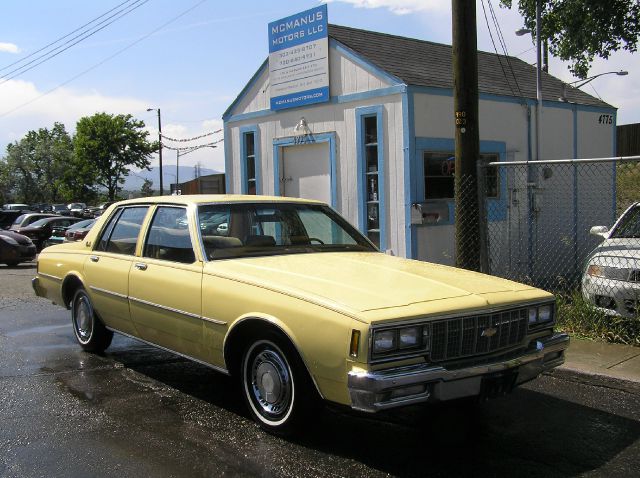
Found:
[71,288,113,353]
[241,335,316,435]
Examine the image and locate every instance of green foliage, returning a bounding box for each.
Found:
[74,113,158,201]
[556,292,640,346]
[500,0,640,78]
[0,123,77,203]
[140,178,154,197]
[616,161,640,214]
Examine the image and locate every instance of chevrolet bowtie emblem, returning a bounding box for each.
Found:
[481,327,498,338]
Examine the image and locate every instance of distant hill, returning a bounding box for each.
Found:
[123,166,220,191]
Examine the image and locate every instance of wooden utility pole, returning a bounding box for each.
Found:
[452,0,481,271]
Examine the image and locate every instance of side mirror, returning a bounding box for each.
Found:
[589,225,609,239]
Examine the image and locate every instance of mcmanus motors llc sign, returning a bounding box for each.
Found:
[268,5,329,111]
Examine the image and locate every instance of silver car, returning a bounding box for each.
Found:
[582,202,640,318]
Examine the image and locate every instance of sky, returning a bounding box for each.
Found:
[0,0,638,179]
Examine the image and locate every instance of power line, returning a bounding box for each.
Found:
[0,0,209,119]
[0,0,150,84]
[161,138,223,151]
[0,0,136,73]
[480,0,519,99]
[487,0,524,98]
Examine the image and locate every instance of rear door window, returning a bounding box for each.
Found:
[143,207,195,263]
[97,207,149,255]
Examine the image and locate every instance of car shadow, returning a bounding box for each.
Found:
[1,262,36,269]
[104,340,640,478]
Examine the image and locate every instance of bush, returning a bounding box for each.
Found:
[555,292,640,346]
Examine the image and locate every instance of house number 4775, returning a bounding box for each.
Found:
[598,114,613,125]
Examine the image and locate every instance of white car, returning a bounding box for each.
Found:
[582,202,640,318]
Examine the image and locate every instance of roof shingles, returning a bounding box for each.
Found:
[328,24,612,108]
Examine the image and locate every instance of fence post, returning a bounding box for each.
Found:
[476,160,490,273]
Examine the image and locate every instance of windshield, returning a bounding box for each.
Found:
[29,218,53,228]
[198,203,376,260]
[611,205,640,239]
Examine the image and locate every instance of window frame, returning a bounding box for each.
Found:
[142,205,196,264]
[94,206,150,256]
[356,105,386,251]
[240,125,261,195]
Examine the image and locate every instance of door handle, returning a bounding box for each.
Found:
[90,255,99,262]
[134,262,148,271]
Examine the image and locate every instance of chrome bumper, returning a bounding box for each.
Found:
[348,332,570,413]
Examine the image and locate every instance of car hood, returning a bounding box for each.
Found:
[0,230,33,245]
[589,238,640,261]
[207,252,542,315]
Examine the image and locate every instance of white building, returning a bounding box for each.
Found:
[223,24,617,266]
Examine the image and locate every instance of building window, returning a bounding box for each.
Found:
[243,132,256,195]
[364,115,381,247]
[423,152,499,200]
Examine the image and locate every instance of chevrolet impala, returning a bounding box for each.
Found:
[33,195,569,434]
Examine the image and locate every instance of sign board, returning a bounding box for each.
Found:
[268,5,329,111]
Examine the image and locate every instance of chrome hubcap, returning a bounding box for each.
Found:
[250,349,291,419]
[74,297,93,343]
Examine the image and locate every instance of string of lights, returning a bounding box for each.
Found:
[161,129,222,142]
[161,138,223,151]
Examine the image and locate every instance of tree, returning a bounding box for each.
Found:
[74,113,158,201]
[1,123,75,203]
[140,178,154,197]
[500,0,640,78]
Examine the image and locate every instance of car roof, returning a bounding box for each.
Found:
[113,194,325,207]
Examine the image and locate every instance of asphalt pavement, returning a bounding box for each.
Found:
[1,261,639,477]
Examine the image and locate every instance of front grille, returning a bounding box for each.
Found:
[429,307,528,362]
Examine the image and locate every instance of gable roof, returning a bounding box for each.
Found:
[328,24,612,108]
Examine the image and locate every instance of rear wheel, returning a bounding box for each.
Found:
[71,288,113,352]
[241,334,317,435]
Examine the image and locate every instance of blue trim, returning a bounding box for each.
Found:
[225,85,405,124]
[239,125,261,195]
[403,87,416,258]
[223,125,231,193]
[408,85,616,113]
[330,38,404,86]
[355,105,386,251]
[272,132,337,208]
[414,137,507,226]
[223,59,268,120]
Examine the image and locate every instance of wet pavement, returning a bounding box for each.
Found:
[1,263,639,477]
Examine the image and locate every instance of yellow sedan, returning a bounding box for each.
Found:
[33,195,569,434]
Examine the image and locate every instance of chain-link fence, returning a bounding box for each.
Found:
[467,157,640,319]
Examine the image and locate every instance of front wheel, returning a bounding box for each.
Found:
[71,288,113,353]
[241,336,316,435]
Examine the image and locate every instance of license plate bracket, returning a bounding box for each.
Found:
[480,370,518,399]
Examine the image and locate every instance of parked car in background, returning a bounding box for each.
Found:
[14,216,83,251]
[9,213,57,231]
[45,219,95,247]
[33,195,569,435]
[1,210,27,230]
[30,203,54,213]
[68,202,87,217]
[52,204,72,216]
[64,219,95,243]
[0,230,36,266]
[583,202,640,318]
[85,201,114,218]
[2,203,30,211]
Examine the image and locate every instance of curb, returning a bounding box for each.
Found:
[546,367,640,396]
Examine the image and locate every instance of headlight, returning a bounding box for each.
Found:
[399,327,420,348]
[373,330,396,353]
[372,325,430,359]
[528,303,554,327]
[587,264,604,277]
